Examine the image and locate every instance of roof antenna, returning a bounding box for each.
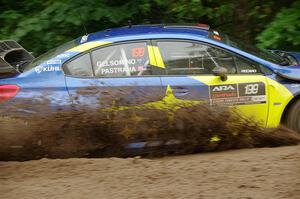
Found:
[128,20,132,28]
[79,13,88,35]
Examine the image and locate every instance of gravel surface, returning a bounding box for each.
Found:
[1,145,300,199]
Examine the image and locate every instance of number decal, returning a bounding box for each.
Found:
[209,82,266,105]
[244,84,259,95]
[132,47,145,58]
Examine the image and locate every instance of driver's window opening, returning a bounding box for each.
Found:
[157,41,260,75]
[157,41,236,75]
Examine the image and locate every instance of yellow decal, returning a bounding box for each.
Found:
[105,85,205,138]
[210,135,221,142]
[147,45,157,66]
[106,85,205,119]
[191,75,295,128]
[152,46,165,69]
[265,78,293,128]
[67,41,111,52]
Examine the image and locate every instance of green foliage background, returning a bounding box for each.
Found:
[0,0,299,55]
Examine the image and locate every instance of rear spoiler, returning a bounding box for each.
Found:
[0,40,34,77]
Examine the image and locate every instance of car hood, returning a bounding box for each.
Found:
[267,50,300,81]
[274,64,300,81]
[288,51,300,63]
[270,50,300,65]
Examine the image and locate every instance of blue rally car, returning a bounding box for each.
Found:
[1,24,300,133]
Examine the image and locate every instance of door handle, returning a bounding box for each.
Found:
[173,87,189,97]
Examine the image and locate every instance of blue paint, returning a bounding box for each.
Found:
[1,24,300,138]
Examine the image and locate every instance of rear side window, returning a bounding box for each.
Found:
[157,41,260,75]
[64,53,93,77]
[91,42,151,77]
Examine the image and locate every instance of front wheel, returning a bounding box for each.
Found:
[285,100,300,133]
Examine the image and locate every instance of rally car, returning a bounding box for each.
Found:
[1,24,300,134]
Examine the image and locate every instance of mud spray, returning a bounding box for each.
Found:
[0,89,300,161]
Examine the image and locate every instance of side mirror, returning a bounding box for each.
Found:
[212,67,228,81]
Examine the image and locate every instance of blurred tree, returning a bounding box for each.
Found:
[257,1,300,51]
[0,0,298,55]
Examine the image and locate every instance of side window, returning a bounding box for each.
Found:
[64,53,93,77]
[234,57,261,74]
[91,42,151,77]
[157,41,236,75]
[260,65,273,74]
[157,41,260,75]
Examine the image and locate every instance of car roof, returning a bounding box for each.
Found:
[86,24,210,42]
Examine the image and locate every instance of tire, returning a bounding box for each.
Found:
[285,100,300,133]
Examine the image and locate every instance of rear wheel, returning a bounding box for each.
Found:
[285,100,300,133]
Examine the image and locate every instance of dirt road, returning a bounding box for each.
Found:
[1,145,299,199]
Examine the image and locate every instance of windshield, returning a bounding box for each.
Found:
[209,31,286,65]
[22,39,79,72]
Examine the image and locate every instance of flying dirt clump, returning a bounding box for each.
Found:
[0,90,300,161]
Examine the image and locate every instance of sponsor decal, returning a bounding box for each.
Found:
[212,85,235,92]
[209,82,266,105]
[80,35,88,43]
[97,59,137,68]
[100,66,137,74]
[46,59,62,65]
[56,53,71,59]
[35,65,60,74]
[241,69,257,73]
[210,84,237,99]
[35,66,43,74]
[213,30,220,36]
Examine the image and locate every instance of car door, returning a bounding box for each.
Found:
[63,41,165,111]
[153,40,269,127]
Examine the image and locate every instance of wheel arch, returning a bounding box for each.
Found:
[280,94,300,124]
